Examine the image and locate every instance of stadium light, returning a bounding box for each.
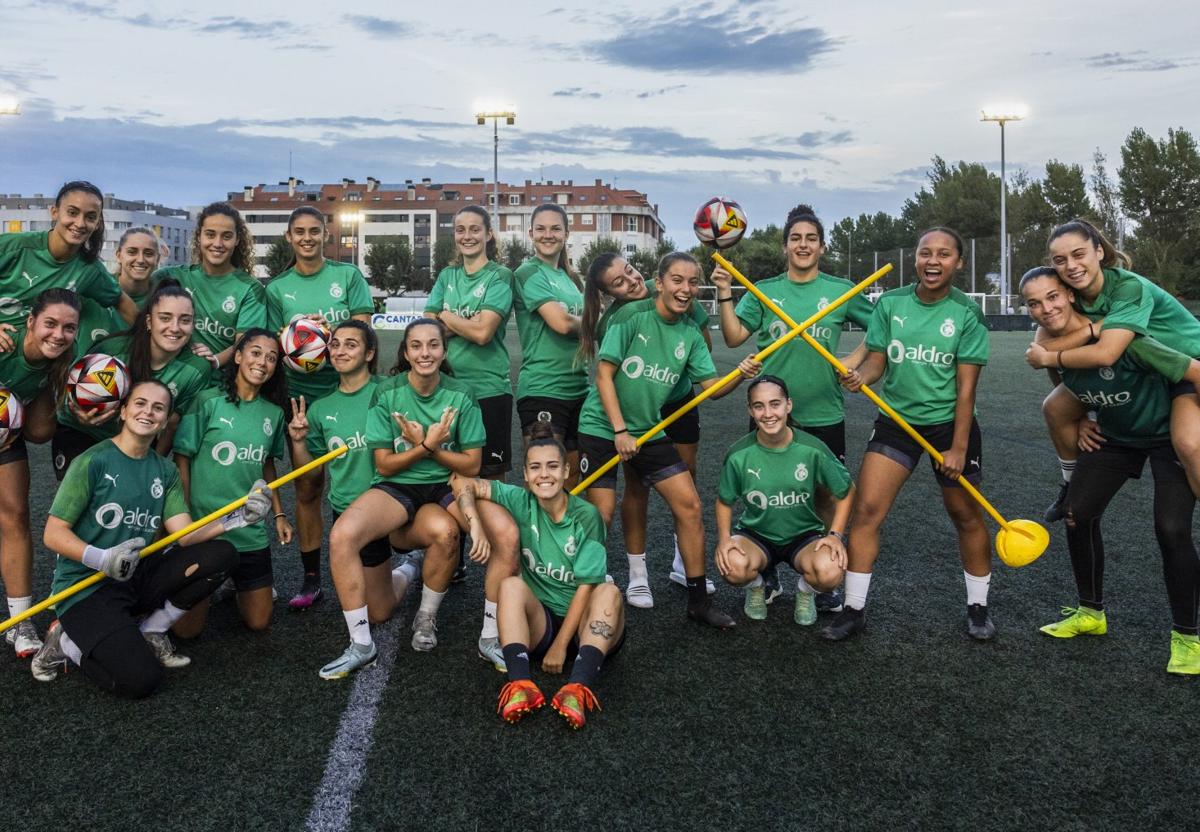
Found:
[474,108,517,231]
[340,211,364,266]
[0,96,20,116]
[981,105,1027,309]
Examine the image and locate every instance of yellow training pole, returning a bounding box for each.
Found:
[570,264,891,496]
[0,444,348,635]
[714,252,1040,546]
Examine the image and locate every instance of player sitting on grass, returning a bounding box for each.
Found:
[453,421,624,730]
[714,376,854,624]
[31,379,270,698]
[1021,267,1200,675]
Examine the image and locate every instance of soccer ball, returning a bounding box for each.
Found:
[67,353,131,416]
[693,197,748,250]
[0,385,24,445]
[281,318,330,373]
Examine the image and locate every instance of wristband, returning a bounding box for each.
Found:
[207,354,220,370]
[717,296,733,303]
[420,441,433,453]
[274,513,286,520]
[827,530,847,544]
[614,428,629,435]
[1056,350,1065,370]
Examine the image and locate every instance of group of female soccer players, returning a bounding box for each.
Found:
[1,181,1197,731]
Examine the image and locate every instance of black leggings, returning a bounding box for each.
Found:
[61,539,238,699]
[1065,445,1200,633]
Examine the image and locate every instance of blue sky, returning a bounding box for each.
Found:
[0,0,1196,243]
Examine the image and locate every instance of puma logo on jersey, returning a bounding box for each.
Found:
[892,315,907,327]
[325,414,338,423]
[636,333,649,344]
[103,473,120,487]
[490,451,504,460]
[219,417,235,429]
[21,271,36,287]
[746,467,761,479]
[284,292,297,301]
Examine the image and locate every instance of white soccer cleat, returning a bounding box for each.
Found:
[31,620,66,682]
[625,581,654,609]
[6,619,42,658]
[143,631,191,668]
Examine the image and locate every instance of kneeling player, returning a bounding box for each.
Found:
[454,422,623,729]
[714,377,854,623]
[31,380,270,698]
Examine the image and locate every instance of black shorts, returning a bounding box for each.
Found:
[231,547,274,592]
[370,481,454,521]
[52,423,100,482]
[866,415,982,488]
[662,389,700,445]
[733,527,825,571]
[517,395,584,450]
[576,433,689,490]
[332,509,394,568]
[744,420,846,463]
[1075,440,1187,484]
[530,599,626,663]
[478,393,513,477]
[0,434,28,466]
[1170,380,1196,399]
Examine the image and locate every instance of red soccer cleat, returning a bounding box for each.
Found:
[497,679,544,724]
[550,683,601,730]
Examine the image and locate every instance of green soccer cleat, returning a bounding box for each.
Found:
[1167,631,1200,676]
[743,584,767,620]
[1039,606,1107,638]
[793,590,817,626]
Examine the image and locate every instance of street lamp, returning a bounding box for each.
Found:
[981,105,1026,309]
[340,211,363,267]
[0,96,19,116]
[474,108,516,232]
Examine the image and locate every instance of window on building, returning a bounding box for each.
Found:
[625,244,636,254]
[347,192,363,202]
[508,194,521,206]
[555,193,569,205]
[625,216,638,232]
[506,216,522,230]
[581,214,593,226]
[363,214,410,223]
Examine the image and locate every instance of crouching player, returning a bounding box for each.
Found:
[454,422,625,729]
[714,377,854,623]
[31,380,271,698]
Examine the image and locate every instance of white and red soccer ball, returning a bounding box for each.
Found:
[0,385,25,445]
[281,318,330,374]
[67,353,131,416]
[693,197,748,250]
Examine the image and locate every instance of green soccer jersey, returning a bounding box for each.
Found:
[57,335,212,440]
[49,439,188,615]
[1079,267,1200,358]
[75,297,123,358]
[305,378,379,513]
[734,272,875,426]
[577,305,718,441]
[265,260,374,400]
[512,258,587,401]
[154,265,266,379]
[172,388,285,552]
[365,373,485,485]
[0,231,123,327]
[597,294,710,402]
[1062,336,1190,448]
[0,324,53,404]
[865,286,989,425]
[489,481,607,616]
[718,429,853,544]
[425,261,514,399]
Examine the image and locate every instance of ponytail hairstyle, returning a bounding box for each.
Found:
[28,288,82,397]
[284,205,327,270]
[1018,265,1062,294]
[223,327,288,410]
[112,226,161,278]
[453,205,499,263]
[53,181,105,263]
[656,250,701,281]
[529,203,581,288]
[746,374,802,429]
[783,203,825,244]
[1047,218,1132,269]
[525,418,567,464]
[117,279,194,384]
[917,226,966,258]
[332,319,379,375]
[192,202,256,273]
[577,251,623,362]
[390,317,454,376]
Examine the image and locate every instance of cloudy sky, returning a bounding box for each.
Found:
[0,0,1195,243]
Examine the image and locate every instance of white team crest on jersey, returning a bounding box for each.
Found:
[167,382,178,397]
[674,342,685,360]
[151,477,164,498]
[940,318,956,337]
[564,534,577,557]
[263,417,274,435]
[1099,367,1115,381]
[329,283,343,299]
[222,296,236,313]
[794,463,809,482]
[817,297,830,310]
[473,283,486,298]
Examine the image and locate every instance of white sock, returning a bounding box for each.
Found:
[1058,457,1076,483]
[746,575,763,589]
[391,566,410,601]
[419,585,446,616]
[797,576,816,595]
[343,606,372,646]
[843,571,872,610]
[397,556,420,583]
[60,630,82,665]
[965,571,991,606]
[7,595,32,618]
[627,553,648,584]
[480,599,499,639]
[672,536,684,574]
[139,601,186,634]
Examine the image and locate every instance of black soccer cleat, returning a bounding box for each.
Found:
[1043,481,1070,522]
[687,599,737,630]
[816,588,844,613]
[966,604,996,641]
[820,607,865,641]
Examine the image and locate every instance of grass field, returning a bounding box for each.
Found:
[3,328,1197,831]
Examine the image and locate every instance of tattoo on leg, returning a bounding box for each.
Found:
[588,619,614,640]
